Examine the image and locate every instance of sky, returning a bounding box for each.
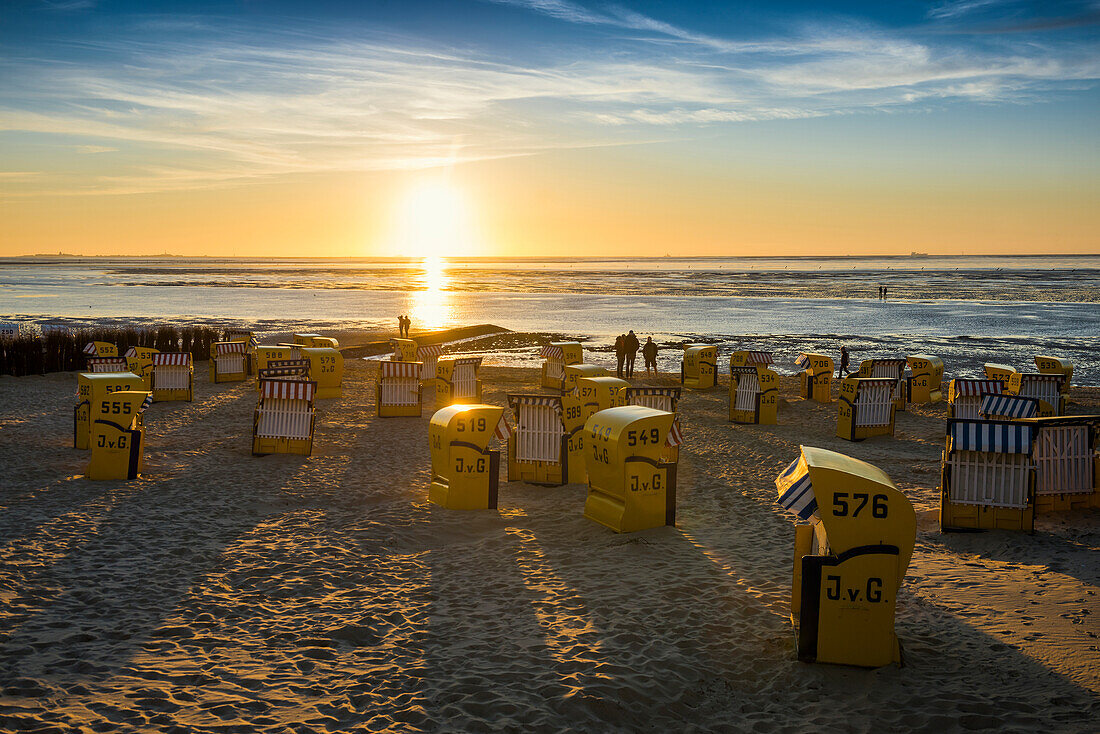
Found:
[0,0,1098,257]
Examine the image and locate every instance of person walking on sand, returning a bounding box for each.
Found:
[643,336,658,376]
[398,315,404,337]
[838,346,850,378]
[624,330,640,379]
[615,334,626,378]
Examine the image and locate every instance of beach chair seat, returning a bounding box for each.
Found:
[837,377,896,441]
[796,353,833,402]
[86,390,152,480]
[377,360,423,417]
[978,394,1039,421]
[583,406,678,533]
[1009,373,1065,416]
[506,394,588,485]
[906,354,944,404]
[939,419,1037,532]
[252,379,316,456]
[983,363,1017,383]
[429,404,504,510]
[150,352,193,402]
[858,358,908,411]
[540,342,584,389]
[74,371,144,449]
[775,446,915,667]
[436,356,483,407]
[86,356,129,373]
[947,378,1004,419]
[1028,416,1100,512]
[83,341,119,359]
[681,344,717,390]
[729,365,779,425]
[225,329,257,374]
[209,341,248,383]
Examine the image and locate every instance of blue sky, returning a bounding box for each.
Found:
[0,0,1097,254]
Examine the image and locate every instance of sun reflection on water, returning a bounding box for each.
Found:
[411,256,452,329]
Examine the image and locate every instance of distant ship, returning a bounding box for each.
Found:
[910,251,928,256]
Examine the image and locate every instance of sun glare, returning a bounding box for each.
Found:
[392,178,475,258]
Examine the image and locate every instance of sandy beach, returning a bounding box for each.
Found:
[1,347,1098,732]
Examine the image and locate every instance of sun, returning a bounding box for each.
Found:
[391,177,476,258]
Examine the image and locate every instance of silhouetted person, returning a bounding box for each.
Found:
[882,286,888,299]
[624,330,639,378]
[398,315,404,336]
[615,334,626,378]
[642,337,658,376]
[838,346,850,378]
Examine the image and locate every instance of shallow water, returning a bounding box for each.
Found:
[2,255,1097,384]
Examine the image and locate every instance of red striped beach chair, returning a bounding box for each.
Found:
[151,352,193,402]
[252,379,316,456]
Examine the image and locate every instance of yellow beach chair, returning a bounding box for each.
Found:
[947,378,1004,419]
[300,347,343,398]
[209,341,248,383]
[906,354,944,404]
[729,365,779,425]
[540,342,584,389]
[857,358,908,411]
[125,346,158,389]
[681,344,717,390]
[729,350,775,369]
[775,446,915,667]
[252,379,316,456]
[562,363,607,396]
[623,387,683,464]
[377,360,423,417]
[429,404,504,510]
[583,405,678,533]
[86,391,152,480]
[506,394,587,486]
[74,371,144,449]
[576,375,630,421]
[150,352,193,402]
[939,418,1037,532]
[436,356,483,407]
[796,353,833,402]
[1008,373,1065,417]
[836,377,896,441]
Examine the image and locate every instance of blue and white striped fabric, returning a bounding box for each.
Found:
[979,394,1039,420]
[948,420,1036,455]
[795,354,809,368]
[249,334,259,349]
[139,393,153,413]
[775,456,818,520]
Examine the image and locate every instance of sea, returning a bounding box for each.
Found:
[2,254,1098,384]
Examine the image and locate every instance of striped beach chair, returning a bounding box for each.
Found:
[775,446,914,667]
[225,329,257,375]
[540,342,584,389]
[940,418,1037,532]
[83,341,119,360]
[947,378,1003,419]
[796,353,833,402]
[257,359,311,390]
[436,356,483,407]
[377,360,423,417]
[836,377,896,441]
[729,364,779,425]
[150,352,193,402]
[255,345,301,374]
[507,394,586,485]
[252,379,316,456]
[124,346,158,389]
[729,350,774,369]
[858,358,908,411]
[210,341,248,383]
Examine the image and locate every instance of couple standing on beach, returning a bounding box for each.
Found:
[397,315,411,337]
[615,331,658,378]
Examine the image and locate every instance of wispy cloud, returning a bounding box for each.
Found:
[1,7,1096,196]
